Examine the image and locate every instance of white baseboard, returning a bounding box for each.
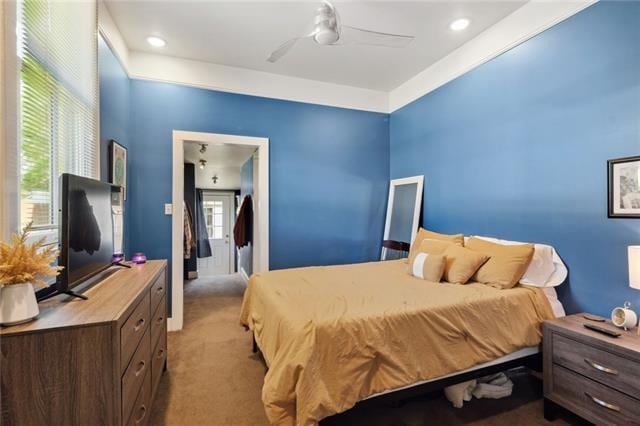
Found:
[240,268,249,284]
[167,317,182,332]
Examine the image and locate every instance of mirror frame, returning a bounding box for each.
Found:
[381,175,424,260]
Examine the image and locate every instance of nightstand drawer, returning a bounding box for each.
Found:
[552,366,640,425]
[553,333,640,397]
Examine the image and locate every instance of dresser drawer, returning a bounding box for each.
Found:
[151,331,167,397]
[553,333,640,397]
[150,272,166,313]
[552,365,640,425]
[122,329,151,424]
[121,294,150,372]
[127,371,151,426]
[151,296,167,350]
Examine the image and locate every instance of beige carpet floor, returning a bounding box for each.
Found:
[150,274,585,426]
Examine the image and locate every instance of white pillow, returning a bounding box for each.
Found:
[540,287,566,317]
[471,236,567,287]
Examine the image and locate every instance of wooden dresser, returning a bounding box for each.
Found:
[1,260,168,426]
[543,313,640,424]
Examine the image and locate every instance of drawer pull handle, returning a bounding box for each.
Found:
[157,349,165,359]
[135,405,147,423]
[156,286,164,292]
[134,318,146,331]
[584,358,619,375]
[135,360,146,376]
[585,392,621,412]
[156,316,164,323]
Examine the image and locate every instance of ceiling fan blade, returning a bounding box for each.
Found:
[340,25,414,48]
[267,38,300,63]
[267,26,319,63]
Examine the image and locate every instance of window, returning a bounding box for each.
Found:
[203,200,224,239]
[18,0,98,231]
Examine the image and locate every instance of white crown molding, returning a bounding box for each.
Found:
[98,0,596,114]
[127,51,389,113]
[388,0,597,112]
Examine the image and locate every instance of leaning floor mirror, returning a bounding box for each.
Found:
[381,176,424,260]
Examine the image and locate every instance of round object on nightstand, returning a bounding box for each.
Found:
[611,301,638,330]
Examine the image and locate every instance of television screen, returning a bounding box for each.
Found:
[58,174,119,292]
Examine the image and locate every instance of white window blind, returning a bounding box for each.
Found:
[18,0,98,230]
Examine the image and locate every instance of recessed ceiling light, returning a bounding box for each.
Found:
[146,36,166,48]
[450,18,470,31]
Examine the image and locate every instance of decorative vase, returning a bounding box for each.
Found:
[0,282,40,326]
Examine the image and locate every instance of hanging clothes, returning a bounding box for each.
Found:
[195,189,212,258]
[183,201,196,259]
[234,195,253,249]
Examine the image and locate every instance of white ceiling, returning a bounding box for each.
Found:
[105,1,527,91]
[184,141,256,167]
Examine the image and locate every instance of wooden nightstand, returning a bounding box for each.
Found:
[543,313,640,424]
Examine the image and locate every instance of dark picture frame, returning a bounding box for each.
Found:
[109,139,127,200]
[608,156,640,218]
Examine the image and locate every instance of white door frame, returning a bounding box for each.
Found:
[171,131,269,331]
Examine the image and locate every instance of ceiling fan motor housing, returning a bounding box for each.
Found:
[313,7,339,45]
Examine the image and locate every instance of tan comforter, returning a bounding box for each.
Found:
[240,259,554,425]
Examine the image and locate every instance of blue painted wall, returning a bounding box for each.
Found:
[127,81,390,275]
[390,1,640,316]
[98,35,131,255]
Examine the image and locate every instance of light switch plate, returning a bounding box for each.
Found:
[164,203,173,215]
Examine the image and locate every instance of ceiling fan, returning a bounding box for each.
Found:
[267,1,414,63]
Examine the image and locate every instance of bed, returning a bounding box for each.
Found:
[240,258,561,425]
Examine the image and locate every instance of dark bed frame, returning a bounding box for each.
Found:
[251,333,542,421]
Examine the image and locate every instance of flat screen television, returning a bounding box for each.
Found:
[56,173,121,298]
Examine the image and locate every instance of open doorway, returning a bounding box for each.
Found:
[171,131,269,331]
[183,141,257,280]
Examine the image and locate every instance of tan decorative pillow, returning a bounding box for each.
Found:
[409,252,446,282]
[465,237,535,289]
[407,238,455,268]
[409,228,464,260]
[442,245,490,284]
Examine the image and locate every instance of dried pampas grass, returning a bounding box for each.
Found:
[0,222,62,286]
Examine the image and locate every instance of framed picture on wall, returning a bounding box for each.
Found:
[109,139,127,200]
[608,156,640,218]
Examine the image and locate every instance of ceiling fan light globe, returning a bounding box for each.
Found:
[314,27,339,45]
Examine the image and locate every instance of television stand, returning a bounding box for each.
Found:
[36,262,131,302]
[61,290,89,300]
[37,288,89,302]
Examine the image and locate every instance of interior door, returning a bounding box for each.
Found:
[198,193,233,276]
